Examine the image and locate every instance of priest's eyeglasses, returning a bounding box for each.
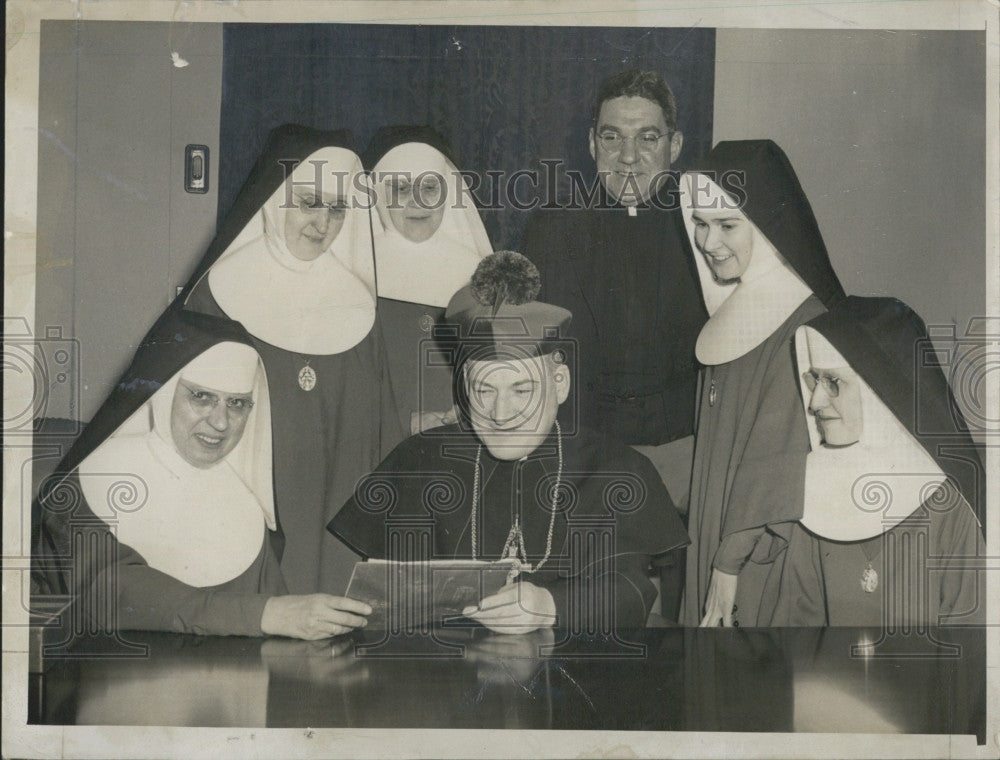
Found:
[803,370,843,398]
[596,130,671,155]
[180,382,255,415]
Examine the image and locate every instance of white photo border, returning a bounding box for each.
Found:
[4,1,998,758]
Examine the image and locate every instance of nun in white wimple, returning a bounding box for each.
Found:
[184,126,402,596]
[37,317,371,639]
[769,299,985,626]
[79,341,277,596]
[364,126,493,434]
[207,148,376,357]
[677,141,846,628]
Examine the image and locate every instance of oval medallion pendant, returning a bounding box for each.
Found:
[709,380,717,407]
[298,364,317,392]
[860,563,878,593]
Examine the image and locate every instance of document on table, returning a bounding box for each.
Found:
[345,559,520,630]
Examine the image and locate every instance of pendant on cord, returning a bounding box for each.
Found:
[860,562,878,593]
[500,519,531,584]
[298,362,317,392]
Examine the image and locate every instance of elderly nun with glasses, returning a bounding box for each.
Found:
[768,296,986,626]
[182,125,403,598]
[33,310,370,639]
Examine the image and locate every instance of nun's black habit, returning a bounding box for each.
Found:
[33,310,285,636]
[678,140,846,626]
[182,125,403,594]
[771,296,985,626]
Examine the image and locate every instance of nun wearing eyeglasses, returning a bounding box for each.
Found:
[362,126,493,435]
[767,297,985,626]
[183,125,403,596]
[678,140,846,627]
[33,311,370,638]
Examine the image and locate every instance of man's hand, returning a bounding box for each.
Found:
[261,594,371,640]
[700,569,738,627]
[462,581,557,635]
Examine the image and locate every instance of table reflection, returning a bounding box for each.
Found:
[73,636,268,726]
[788,627,985,737]
[31,626,984,740]
[680,627,793,732]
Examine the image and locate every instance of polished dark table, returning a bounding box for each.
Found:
[30,625,985,740]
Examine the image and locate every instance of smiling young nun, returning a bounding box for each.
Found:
[362,126,493,434]
[677,140,846,627]
[768,297,985,626]
[183,125,403,595]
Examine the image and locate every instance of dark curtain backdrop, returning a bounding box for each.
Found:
[220,24,715,249]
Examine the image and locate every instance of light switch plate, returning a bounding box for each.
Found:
[184,144,209,193]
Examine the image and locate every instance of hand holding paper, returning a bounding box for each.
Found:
[463,581,556,635]
[261,594,371,640]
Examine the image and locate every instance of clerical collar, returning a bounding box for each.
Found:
[608,182,679,215]
[595,183,650,214]
[612,194,648,214]
[475,426,561,465]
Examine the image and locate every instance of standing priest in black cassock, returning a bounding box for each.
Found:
[520,70,707,621]
[329,252,689,634]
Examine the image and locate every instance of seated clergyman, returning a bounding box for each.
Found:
[329,251,689,634]
[768,296,986,626]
